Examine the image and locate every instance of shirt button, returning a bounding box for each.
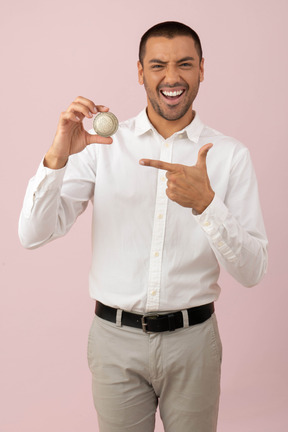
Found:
[158,214,163,219]
[165,142,170,148]
[204,221,211,227]
[161,176,166,182]
[217,241,224,247]
[154,252,159,257]
[151,290,156,296]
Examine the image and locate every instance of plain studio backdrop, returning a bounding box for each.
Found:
[1,0,287,431]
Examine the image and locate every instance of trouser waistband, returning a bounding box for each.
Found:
[95,301,215,333]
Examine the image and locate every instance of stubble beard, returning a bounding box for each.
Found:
[144,77,201,121]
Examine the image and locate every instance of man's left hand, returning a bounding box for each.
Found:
[139,143,215,214]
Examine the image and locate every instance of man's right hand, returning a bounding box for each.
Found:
[44,96,113,169]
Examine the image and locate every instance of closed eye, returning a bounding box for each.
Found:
[151,64,164,69]
[179,63,193,68]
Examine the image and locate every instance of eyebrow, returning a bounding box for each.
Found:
[149,56,196,64]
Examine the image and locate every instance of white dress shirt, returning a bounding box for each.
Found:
[19,109,268,313]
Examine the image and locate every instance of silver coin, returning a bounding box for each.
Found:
[93,112,119,137]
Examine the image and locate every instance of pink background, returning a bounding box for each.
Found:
[1,0,287,430]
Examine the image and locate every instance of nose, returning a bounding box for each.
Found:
[164,65,180,84]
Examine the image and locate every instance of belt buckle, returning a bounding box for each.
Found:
[141,313,159,333]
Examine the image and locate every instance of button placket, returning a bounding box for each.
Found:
[145,136,173,311]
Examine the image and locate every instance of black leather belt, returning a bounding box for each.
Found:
[95,301,214,333]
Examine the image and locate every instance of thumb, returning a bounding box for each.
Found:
[86,132,113,145]
[196,143,213,169]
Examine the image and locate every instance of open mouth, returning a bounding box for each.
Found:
[160,89,185,104]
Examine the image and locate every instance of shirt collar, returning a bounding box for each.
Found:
[134,108,204,143]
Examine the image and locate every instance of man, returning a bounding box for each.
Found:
[19,21,268,432]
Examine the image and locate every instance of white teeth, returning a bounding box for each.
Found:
[162,90,184,97]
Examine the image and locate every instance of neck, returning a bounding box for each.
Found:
[146,106,195,139]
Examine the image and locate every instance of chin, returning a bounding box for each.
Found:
[160,107,191,122]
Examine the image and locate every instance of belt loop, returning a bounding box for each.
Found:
[116,309,123,327]
[181,309,189,328]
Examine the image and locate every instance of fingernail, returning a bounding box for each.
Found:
[89,111,93,117]
[93,106,97,113]
[139,160,145,165]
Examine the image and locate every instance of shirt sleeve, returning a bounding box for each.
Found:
[18,148,96,249]
[193,147,268,287]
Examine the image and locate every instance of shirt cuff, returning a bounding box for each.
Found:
[22,158,67,218]
[33,158,67,192]
[193,195,228,229]
[193,195,237,262]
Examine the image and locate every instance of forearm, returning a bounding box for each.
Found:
[19,150,96,249]
[195,195,268,287]
[18,161,67,249]
[44,149,68,170]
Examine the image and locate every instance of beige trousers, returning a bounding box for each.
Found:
[87,312,222,432]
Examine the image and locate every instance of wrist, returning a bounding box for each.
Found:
[44,150,68,169]
[195,191,215,214]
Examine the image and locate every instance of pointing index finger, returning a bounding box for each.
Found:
[139,159,176,171]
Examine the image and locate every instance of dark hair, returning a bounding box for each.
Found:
[139,21,203,65]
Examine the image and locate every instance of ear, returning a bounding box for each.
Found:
[199,58,204,82]
[137,61,144,85]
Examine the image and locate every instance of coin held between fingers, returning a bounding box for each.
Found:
[93,112,119,137]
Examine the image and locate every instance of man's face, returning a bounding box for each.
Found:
[138,36,204,122]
